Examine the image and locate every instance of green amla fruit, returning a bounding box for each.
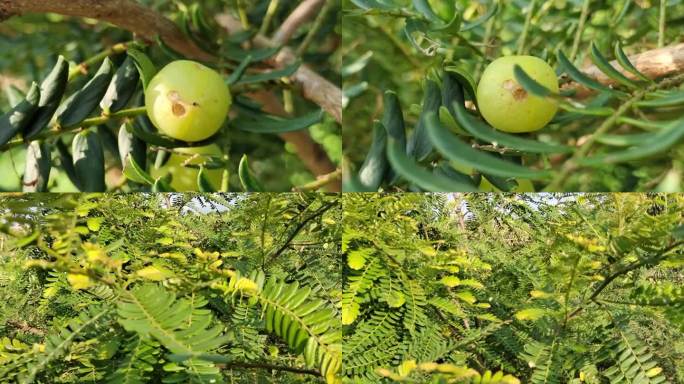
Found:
[145,60,231,142]
[476,55,559,133]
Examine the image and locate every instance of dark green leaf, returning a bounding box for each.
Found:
[118,122,147,170]
[425,111,551,179]
[614,42,651,82]
[55,139,79,187]
[358,121,388,190]
[72,129,106,192]
[236,110,324,133]
[589,42,639,89]
[386,135,477,192]
[197,166,216,192]
[226,55,253,85]
[451,95,572,154]
[556,50,623,96]
[234,61,301,85]
[100,57,140,114]
[0,82,40,146]
[461,0,499,31]
[408,80,441,160]
[57,58,114,128]
[24,56,69,139]
[238,154,264,192]
[127,49,158,90]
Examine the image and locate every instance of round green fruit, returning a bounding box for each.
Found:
[427,0,455,21]
[149,144,223,191]
[476,55,558,133]
[145,60,231,142]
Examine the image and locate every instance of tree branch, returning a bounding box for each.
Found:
[266,200,338,265]
[216,14,342,123]
[272,0,325,46]
[221,361,321,376]
[0,0,212,61]
[565,43,684,97]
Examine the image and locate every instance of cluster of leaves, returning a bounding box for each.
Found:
[342,193,684,383]
[0,0,341,192]
[0,193,341,383]
[343,0,684,192]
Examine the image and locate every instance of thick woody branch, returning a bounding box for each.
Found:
[565,43,684,97]
[0,0,211,61]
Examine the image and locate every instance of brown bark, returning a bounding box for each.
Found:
[0,0,211,61]
[564,42,684,97]
[272,0,325,45]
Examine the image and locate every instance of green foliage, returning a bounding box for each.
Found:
[343,1,684,192]
[0,0,341,192]
[342,193,684,383]
[0,193,341,383]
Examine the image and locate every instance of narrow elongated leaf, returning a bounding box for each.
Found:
[72,129,106,192]
[234,61,300,85]
[236,110,323,133]
[197,166,216,192]
[123,155,154,185]
[0,82,40,146]
[127,49,157,89]
[443,67,477,104]
[461,0,499,31]
[57,58,114,128]
[55,139,79,187]
[24,56,69,139]
[130,117,217,148]
[238,154,264,192]
[358,121,388,190]
[614,42,651,82]
[556,50,622,96]
[226,54,252,85]
[100,57,140,114]
[452,96,572,154]
[425,112,551,179]
[386,135,477,191]
[408,80,441,160]
[636,91,684,107]
[22,141,51,192]
[118,122,147,171]
[223,46,280,62]
[579,119,684,165]
[589,42,639,89]
[512,65,561,99]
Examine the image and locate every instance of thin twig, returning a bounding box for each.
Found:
[516,0,537,55]
[0,107,147,152]
[258,0,280,36]
[293,168,341,191]
[570,0,591,61]
[296,0,334,56]
[658,0,667,48]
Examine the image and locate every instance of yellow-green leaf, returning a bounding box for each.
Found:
[87,217,104,232]
[136,265,174,281]
[515,308,547,321]
[455,290,476,304]
[441,275,460,287]
[156,237,173,245]
[67,273,94,290]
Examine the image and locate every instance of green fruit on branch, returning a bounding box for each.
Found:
[145,60,231,142]
[150,144,223,191]
[476,55,558,133]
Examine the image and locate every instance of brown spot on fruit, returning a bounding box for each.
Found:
[172,102,186,116]
[503,79,527,101]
